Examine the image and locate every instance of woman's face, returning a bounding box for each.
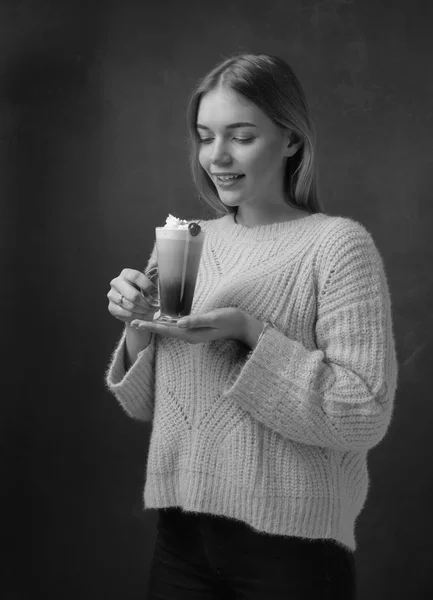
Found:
[196,86,293,212]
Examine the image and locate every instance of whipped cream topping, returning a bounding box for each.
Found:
[163,214,190,230]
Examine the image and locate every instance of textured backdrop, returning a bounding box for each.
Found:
[2,0,433,598]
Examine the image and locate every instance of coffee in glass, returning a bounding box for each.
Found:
[153,221,204,324]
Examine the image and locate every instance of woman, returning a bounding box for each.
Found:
[106,53,398,599]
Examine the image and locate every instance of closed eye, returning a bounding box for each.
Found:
[234,137,254,144]
[198,137,255,144]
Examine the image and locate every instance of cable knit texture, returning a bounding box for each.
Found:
[105,212,398,551]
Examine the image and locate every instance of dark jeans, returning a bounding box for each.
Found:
[146,507,357,600]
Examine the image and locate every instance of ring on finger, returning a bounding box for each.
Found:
[119,294,125,306]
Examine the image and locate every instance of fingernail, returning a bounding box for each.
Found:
[177,320,188,328]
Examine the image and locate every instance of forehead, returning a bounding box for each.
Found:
[197,87,267,127]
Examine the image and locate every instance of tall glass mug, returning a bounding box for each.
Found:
[152,225,205,324]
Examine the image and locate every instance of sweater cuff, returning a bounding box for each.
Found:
[222,325,318,419]
[105,328,156,421]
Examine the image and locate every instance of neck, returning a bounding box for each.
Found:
[234,204,308,228]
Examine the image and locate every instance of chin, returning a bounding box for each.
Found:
[218,193,242,207]
[220,200,239,209]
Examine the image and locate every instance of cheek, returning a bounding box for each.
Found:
[250,144,284,176]
[244,148,272,176]
[245,140,275,166]
[198,147,209,171]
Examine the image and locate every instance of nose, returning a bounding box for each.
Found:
[210,138,231,166]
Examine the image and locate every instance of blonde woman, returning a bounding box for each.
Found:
[106,53,398,599]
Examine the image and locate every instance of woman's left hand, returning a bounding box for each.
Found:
[130,307,254,346]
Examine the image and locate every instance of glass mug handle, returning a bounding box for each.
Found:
[142,266,160,306]
[144,265,158,285]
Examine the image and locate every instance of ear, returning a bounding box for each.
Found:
[283,131,303,158]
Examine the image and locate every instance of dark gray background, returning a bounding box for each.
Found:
[3,0,432,598]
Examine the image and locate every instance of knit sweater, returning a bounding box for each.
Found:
[105,212,398,551]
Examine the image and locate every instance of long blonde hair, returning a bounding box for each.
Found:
[186,53,322,216]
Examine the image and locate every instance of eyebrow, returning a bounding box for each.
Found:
[196,122,257,131]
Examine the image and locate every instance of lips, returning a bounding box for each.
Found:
[212,173,245,186]
[213,174,245,189]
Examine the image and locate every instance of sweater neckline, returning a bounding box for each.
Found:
[215,211,326,242]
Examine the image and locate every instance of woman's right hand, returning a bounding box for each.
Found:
[107,266,159,325]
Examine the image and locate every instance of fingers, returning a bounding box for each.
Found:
[108,301,152,323]
[107,285,150,314]
[129,320,219,344]
[177,312,218,329]
[130,320,181,336]
[122,267,158,294]
[113,272,158,304]
[108,269,160,324]
[130,320,200,342]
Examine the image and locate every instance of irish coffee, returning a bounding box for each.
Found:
[154,226,204,324]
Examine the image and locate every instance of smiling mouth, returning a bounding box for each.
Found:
[213,174,245,183]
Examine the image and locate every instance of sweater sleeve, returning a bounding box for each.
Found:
[105,327,156,422]
[222,220,398,452]
[104,243,159,422]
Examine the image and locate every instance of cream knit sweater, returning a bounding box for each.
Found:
[105,212,398,551]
